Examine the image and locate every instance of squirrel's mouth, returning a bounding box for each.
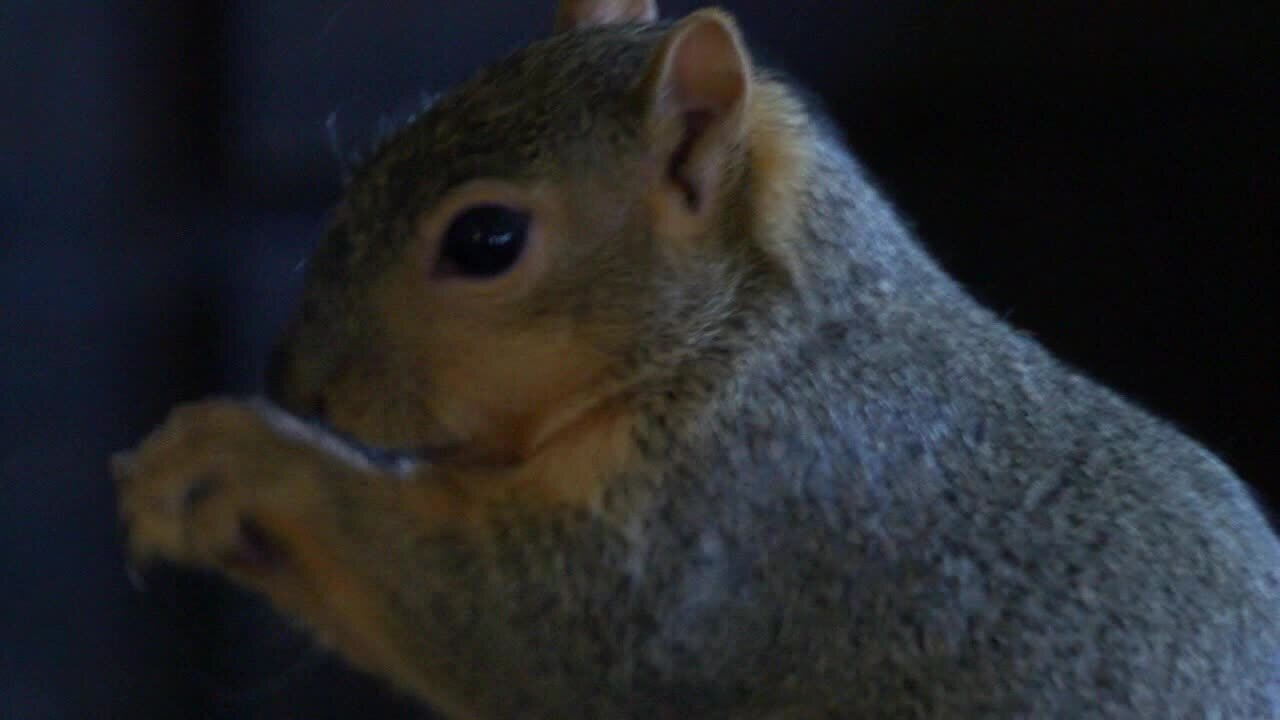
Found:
[347,432,478,470]
[420,441,529,470]
[286,410,457,471]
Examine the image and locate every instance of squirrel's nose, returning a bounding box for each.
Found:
[265,343,330,420]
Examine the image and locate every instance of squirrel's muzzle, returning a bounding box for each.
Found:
[264,338,328,420]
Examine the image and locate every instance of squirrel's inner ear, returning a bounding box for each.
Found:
[554,0,658,33]
[642,9,751,220]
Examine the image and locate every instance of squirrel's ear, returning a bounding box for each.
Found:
[642,9,751,223]
[554,0,658,33]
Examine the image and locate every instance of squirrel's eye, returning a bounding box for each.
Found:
[436,204,530,279]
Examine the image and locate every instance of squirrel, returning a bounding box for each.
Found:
[112,1,1280,717]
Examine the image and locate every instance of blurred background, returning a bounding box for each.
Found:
[2,1,1275,718]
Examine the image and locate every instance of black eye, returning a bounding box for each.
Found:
[436,204,530,279]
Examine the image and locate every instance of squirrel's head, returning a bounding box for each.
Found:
[268,0,810,465]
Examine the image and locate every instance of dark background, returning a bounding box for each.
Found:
[2,2,1275,718]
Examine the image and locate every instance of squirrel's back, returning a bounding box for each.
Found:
[667,281,1280,715]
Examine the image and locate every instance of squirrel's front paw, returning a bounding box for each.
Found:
[112,399,322,576]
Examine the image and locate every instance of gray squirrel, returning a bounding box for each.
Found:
[112,1,1280,717]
